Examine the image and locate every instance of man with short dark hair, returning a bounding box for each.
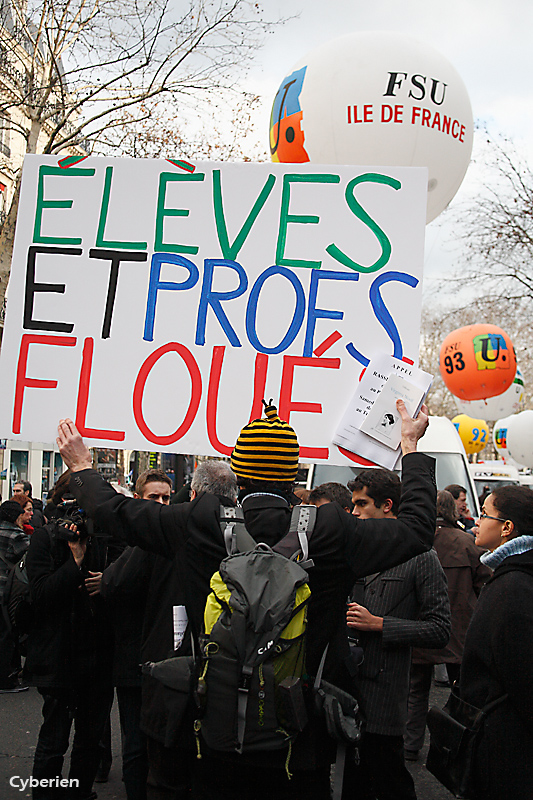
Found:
[134,471,172,504]
[444,483,475,531]
[13,480,46,528]
[308,482,353,512]
[344,468,450,800]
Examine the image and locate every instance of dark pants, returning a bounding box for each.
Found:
[146,737,193,800]
[0,612,19,687]
[342,733,417,800]
[193,754,331,800]
[117,686,148,800]
[33,684,114,799]
[405,663,461,753]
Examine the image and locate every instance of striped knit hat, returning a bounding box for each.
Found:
[230,401,299,483]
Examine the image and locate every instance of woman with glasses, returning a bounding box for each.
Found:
[459,485,533,800]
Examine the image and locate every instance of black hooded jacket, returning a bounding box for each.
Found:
[459,548,533,800]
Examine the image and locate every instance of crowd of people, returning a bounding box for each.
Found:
[0,399,531,800]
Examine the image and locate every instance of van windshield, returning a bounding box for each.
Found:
[311,452,478,518]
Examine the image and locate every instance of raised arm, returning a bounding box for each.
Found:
[57,419,189,559]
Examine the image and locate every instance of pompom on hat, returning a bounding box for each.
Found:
[231,400,299,483]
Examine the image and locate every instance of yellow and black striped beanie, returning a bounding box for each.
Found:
[231,401,299,482]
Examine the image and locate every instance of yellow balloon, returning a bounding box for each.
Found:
[452,414,489,455]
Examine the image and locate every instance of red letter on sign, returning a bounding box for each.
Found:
[75,337,125,441]
[133,343,201,446]
[13,334,77,434]
[278,355,340,459]
[207,349,270,455]
[206,346,233,456]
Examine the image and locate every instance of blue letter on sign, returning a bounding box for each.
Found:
[144,253,199,342]
[195,259,248,347]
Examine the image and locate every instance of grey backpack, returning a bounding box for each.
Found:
[194,503,316,755]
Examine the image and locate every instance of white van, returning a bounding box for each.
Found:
[307,416,480,517]
[469,461,520,500]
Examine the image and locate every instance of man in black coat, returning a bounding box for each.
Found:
[345,469,450,800]
[57,399,436,800]
[101,462,237,800]
[99,469,174,800]
[25,510,114,800]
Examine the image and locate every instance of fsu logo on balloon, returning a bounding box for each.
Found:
[270,67,309,163]
[440,325,517,402]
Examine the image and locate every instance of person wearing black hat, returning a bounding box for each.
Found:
[0,499,30,692]
[57,399,436,800]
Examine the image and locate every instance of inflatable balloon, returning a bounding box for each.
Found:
[452,414,489,455]
[454,366,525,420]
[440,325,516,401]
[506,409,533,469]
[492,416,525,468]
[269,32,473,223]
[493,416,513,460]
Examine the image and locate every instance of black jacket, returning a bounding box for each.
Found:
[24,525,113,689]
[71,453,435,690]
[69,453,435,762]
[459,549,533,800]
[99,496,235,746]
[100,545,150,688]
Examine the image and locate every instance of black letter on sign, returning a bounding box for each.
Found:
[408,75,427,101]
[383,72,407,97]
[24,245,81,332]
[89,249,148,339]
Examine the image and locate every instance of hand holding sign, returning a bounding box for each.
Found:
[57,418,92,472]
[397,399,429,455]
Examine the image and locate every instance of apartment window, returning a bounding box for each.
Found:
[0,116,11,158]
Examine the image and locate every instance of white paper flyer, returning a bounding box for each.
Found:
[333,355,433,469]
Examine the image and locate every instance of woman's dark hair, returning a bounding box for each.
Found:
[436,490,459,526]
[491,485,533,538]
[48,469,73,506]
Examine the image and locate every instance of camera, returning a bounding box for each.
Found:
[54,499,89,542]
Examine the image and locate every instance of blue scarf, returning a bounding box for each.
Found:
[480,535,533,570]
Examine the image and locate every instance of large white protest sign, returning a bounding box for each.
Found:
[0,154,427,466]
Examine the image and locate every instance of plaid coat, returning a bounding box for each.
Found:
[0,520,29,600]
[351,548,450,735]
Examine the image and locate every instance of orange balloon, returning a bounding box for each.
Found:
[440,324,516,401]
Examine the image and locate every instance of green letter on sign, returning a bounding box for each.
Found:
[33,166,95,246]
[326,173,401,273]
[213,170,276,260]
[96,167,148,250]
[155,172,205,254]
[276,174,341,270]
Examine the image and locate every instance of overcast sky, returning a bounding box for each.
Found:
[241,0,533,291]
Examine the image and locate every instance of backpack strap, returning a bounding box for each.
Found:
[219,505,257,556]
[272,504,317,569]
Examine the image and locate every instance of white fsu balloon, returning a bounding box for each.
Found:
[506,410,533,469]
[269,32,474,223]
[455,367,525,421]
[493,416,513,460]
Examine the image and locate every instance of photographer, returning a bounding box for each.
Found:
[24,501,114,800]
